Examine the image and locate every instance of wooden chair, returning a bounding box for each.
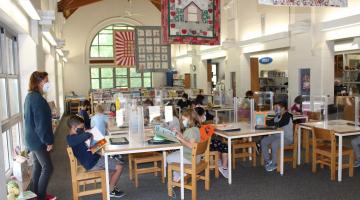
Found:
[276,124,298,172]
[312,127,354,181]
[209,151,219,178]
[168,139,211,200]
[232,139,257,169]
[66,147,107,200]
[303,111,321,163]
[128,152,164,187]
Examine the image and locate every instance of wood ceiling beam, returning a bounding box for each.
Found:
[150,0,161,11]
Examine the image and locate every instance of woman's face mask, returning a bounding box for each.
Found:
[42,82,51,93]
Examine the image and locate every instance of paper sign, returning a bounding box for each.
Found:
[164,106,173,122]
[149,106,161,123]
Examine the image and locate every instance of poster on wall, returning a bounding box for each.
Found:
[114,30,135,67]
[161,0,221,45]
[135,26,171,72]
[300,68,310,95]
[258,0,348,7]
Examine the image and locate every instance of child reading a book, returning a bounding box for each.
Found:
[261,101,293,172]
[91,104,109,136]
[167,109,201,182]
[195,107,229,179]
[66,115,125,198]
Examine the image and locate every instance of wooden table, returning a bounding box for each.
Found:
[297,120,360,181]
[103,136,185,200]
[215,122,285,184]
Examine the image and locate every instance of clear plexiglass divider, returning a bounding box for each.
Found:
[129,104,145,145]
[254,91,274,111]
[234,97,255,128]
[115,93,132,128]
[301,95,328,123]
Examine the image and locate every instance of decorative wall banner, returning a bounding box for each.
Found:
[135,26,171,72]
[258,0,348,7]
[300,68,310,95]
[114,30,135,67]
[161,0,221,45]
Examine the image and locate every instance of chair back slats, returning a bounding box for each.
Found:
[312,127,334,142]
[308,112,321,121]
[67,147,78,176]
[193,139,210,156]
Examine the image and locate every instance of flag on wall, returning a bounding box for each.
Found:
[258,0,348,7]
[161,0,221,45]
[114,30,135,67]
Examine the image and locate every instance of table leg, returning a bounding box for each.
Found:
[215,111,219,124]
[298,126,302,165]
[280,131,284,175]
[338,136,343,182]
[105,154,110,200]
[163,151,167,178]
[228,137,232,184]
[180,147,184,199]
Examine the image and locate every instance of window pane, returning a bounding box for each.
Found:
[90,46,99,57]
[115,68,127,76]
[101,68,113,78]
[91,35,99,45]
[8,79,19,116]
[0,79,8,121]
[143,72,151,77]
[130,78,142,88]
[91,79,100,89]
[130,68,141,77]
[99,46,114,57]
[99,29,113,34]
[101,79,113,89]
[91,68,100,78]
[11,123,20,150]
[2,131,10,171]
[144,78,152,88]
[116,77,128,87]
[99,34,113,45]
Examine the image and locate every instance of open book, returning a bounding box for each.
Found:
[153,125,179,143]
[85,127,107,154]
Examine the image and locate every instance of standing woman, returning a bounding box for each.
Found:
[24,71,56,200]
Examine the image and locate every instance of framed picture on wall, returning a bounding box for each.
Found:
[300,68,310,95]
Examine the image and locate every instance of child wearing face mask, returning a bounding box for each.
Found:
[261,101,293,172]
[194,107,229,179]
[167,109,201,182]
[66,115,125,198]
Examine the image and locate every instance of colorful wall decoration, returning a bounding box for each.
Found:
[161,0,220,45]
[135,26,171,72]
[114,30,135,67]
[258,0,347,7]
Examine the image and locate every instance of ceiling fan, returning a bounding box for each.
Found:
[120,0,143,18]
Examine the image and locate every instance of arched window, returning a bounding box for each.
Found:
[89,24,152,89]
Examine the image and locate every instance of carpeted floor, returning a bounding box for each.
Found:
[48,116,360,200]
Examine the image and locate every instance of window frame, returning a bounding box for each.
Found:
[0,26,23,173]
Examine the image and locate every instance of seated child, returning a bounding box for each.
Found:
[261,101,293,172]
[195,107,229,179]
[66,115,125,198]
[78,100,91,130]
[351,137,360,168]
[91,104,109,136]
[167,109,201,182]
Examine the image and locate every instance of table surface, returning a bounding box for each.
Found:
[215,122,282,138]
[300,119,360,134]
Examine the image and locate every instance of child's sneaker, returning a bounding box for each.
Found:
[45,194,57,200]
[110,189,126,198]
[265,160,272,168]
[218,166,229,179]
[265,163,277,172]
[354,161,360,168]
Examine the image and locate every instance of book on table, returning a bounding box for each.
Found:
[85,127,107,154]
[152,125,179,143]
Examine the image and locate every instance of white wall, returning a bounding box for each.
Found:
[63,0,162,96]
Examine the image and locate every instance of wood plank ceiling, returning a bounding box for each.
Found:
[58,0,161,19]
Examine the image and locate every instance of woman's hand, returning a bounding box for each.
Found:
[46,144,53,152]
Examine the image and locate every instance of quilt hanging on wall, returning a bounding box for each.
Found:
[258,0,347,7]
[161,0,220,45]
[114,30,135,67]
[135,26,171,72]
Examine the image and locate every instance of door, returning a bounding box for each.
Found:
[250,57,260,92]
[184,73,191,89]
